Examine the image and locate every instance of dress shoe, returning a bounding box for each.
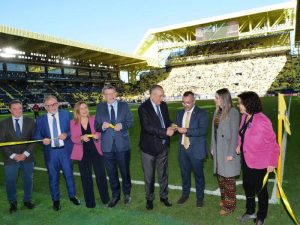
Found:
[177,196,189,204]
[196,199,204,208]
[237,213,256,223]
[53,201,61,211]
[160,198,172,207]
[255,219,265,225]
[219,209,232,216]
[124,195,132,204]
[24,201,35,209]
[9,202,17,214]
[146,200,153,210]
[70,196,81,205]
[107,197,120,208]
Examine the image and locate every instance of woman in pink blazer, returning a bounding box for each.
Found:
[70,101,109,208]
[236,92,279,225]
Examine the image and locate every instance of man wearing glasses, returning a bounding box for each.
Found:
[34,95,80,211]
[175,91,208,208]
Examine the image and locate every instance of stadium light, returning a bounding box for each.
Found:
[63,59,71,65]
[0,47,20,58]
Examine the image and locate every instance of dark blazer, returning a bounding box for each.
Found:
[34,110,73,161]
[0,116,35,165]
[176,106,209,159]
[94,101,133,152]
[138,99,172,156]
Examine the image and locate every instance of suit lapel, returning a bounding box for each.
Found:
[146,100,161,124]
[117,101,121,123]
[7,118,18,138]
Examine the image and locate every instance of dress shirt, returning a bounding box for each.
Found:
[47,112,64,147]
[181,106,195,145]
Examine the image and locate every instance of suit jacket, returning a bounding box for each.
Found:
[211,108,241,177]
[0,116,35,165]
[70,116,102,161]
[176,106,209,159]
[94,101,133,152]
[238,112,279,169]
[138,99,172,156]
[34,110,73,161]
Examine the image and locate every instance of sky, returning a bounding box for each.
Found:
[0,0,292,54]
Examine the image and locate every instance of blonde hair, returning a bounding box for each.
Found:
[73,101,89,124]
[215,88,233,120]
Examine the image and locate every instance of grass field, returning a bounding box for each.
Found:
[0,97,299,225]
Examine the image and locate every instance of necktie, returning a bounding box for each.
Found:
[15,119,21,137]
[156,105,165,128]
[52,114,60,147]
[183,111,191,149]
[110,105,116,125]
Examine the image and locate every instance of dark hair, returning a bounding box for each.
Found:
[8,100,22,109]
[237,91,262,114]
[183,91,194,98]
[149,85,163,94]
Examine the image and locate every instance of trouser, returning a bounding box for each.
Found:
[217,175,236,212]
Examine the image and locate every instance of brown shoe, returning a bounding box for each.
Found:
[219,209,231,216]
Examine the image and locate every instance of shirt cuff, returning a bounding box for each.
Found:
[24,151,30,157]
[10,153,16,159]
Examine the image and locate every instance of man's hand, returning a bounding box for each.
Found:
[114,123,122,132]
[13,154,26,162]
[166,127,175,136]
[43,138,51,145]
[59,133,67,140]
[177,127,187,134]
[102,122,110,129]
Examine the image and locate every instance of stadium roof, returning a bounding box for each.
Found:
[135,1,295,54]
[0,25,150,68]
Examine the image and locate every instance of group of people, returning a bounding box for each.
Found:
[0,84,279,225]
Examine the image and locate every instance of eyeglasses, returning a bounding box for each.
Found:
[45,102,58,108]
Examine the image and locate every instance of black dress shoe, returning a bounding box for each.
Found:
[53,201,61,211]
[177,196,189,204]
[70,196,81,205]
[9,202,17,214]
[196,199,204,208]
[124,195,132,204]
[107,197,120,208]
[160,198,172,207]
[24,201,35,209]
[146,200,153,210]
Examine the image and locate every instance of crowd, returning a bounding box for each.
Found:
[0,84,280,225]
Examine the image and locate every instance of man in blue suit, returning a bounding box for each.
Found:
[176,91,208,207]
[34,95,80,211]
[95,85,133,208]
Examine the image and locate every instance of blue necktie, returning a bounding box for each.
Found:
[15,119,21,137]
[52,114,60,147]
[110,105,116,125]
[156,105,165,128]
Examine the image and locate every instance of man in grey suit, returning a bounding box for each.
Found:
[0,100,35,213]
[176,91,209,207]
[95,84,134,208]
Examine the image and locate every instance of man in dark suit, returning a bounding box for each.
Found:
[95,85,133,208]
[176,91,209,207]
[138,85,174,210]
[34,95,80,211]
[0,100,35,213]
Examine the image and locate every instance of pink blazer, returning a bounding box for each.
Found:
[238,112,279,169]
[70,116,102,161]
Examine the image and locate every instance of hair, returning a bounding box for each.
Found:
[8,100,22,109]
[149,85,163,94]
[216,88,233,120]
[102,84,117,94]
[183,91,194,98]
[73,101,89,124]
[237,91,262,114]
[44,95,58,103]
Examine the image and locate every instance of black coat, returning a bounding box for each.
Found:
[138,99,172,156]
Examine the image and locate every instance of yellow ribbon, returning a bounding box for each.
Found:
[0,139,43,147]
[262,171,299,225]
[108,123,115,128]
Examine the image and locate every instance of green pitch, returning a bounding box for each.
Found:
[0,97,299,225]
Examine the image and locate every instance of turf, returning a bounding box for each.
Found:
[0,97,299,225]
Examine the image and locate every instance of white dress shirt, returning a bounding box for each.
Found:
[47,112,64,147]
[181,106,195,145]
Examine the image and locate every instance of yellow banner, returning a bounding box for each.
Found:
[278,94,291,135]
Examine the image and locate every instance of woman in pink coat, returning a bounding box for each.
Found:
[70,101,109,208]
[236,92,279,225]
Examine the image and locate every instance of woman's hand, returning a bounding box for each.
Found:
[226,156,234,161]
[93,133,99,140]
[267,166,275,173]
[236,146,240,154]
[81,134,90,142]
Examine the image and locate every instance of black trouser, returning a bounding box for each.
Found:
[141,146,168,201]
[242,161,268,220]
[78,147,110,208]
